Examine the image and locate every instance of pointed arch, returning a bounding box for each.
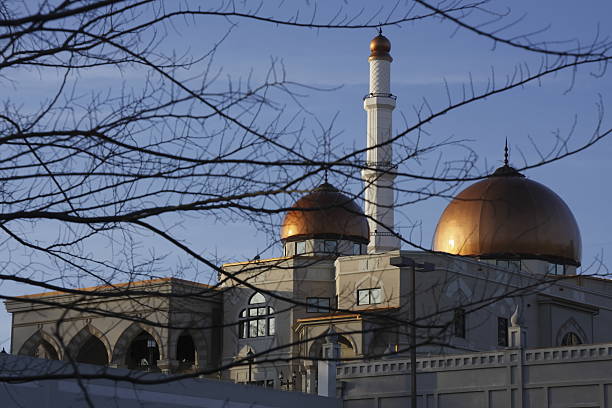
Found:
[111,323,164,365]
[249,292,266,304]
[556,317,588,346]
[65,324,112,365]
[18,330,62,360]
[307,329,357,358]
[169,328,208,368]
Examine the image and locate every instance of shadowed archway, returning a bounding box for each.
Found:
[111,323,164,368]
[66,325,111,365]
[18,330,61,360]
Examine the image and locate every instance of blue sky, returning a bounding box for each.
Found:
[1,0,611,351]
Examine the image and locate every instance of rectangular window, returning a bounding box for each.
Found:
[295,241,306,255]
[357,288,382,305]
[249,319,258,338]
[353,243,362,255]
[257,318,267,337]
[370,288,382,304]
[547,263,566,275]
[357,289,369,305]
[307,297,331,313]
[239,321,247,339]
[323,240,337,253]
[454,308,466,338]
[498,317,509,346]
[268,317,275,335]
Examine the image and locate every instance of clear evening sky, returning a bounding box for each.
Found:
[1,1,611,351]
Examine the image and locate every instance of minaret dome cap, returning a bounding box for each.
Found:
[369,34,392,61]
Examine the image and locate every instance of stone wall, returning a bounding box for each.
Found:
[337,343,612,407]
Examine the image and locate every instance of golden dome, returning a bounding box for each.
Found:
[280,183,369,243]
[432,165,582,266]
[369,34,392,61]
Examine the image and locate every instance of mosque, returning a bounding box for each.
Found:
[5,33,612,407]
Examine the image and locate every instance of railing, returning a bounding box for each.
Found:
[363,92,397,100]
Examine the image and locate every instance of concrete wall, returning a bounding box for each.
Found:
[337,342,612,407]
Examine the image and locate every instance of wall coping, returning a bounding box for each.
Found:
[337,342,612,378]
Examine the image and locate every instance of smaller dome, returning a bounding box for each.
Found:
[280,183,369,243]
[369,34,392,61]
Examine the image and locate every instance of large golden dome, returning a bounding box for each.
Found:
[432,165,582,266]
[280,183,369,243]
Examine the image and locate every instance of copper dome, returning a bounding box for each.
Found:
[280,183,369,243]
[432,165,582,266]
[369,34,392,61]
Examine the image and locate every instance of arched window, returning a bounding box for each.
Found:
[239,293,276,338]
[561,331,582,346]
[250,292,266,305]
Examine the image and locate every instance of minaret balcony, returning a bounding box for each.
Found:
[363,92,397,100]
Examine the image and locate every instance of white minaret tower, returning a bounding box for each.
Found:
[362,31,400,253]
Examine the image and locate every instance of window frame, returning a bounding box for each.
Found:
[353,243,363,255]
[306,297,331,313]
[498,317,509,347]
[357,288,382,306]
[547,263,567,275]
[238,305,276,339]
[323,240,338,254]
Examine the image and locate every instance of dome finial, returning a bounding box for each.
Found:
[504,138,509,166]
[378,26,383,35]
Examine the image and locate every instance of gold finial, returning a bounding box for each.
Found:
[504,138,509,166]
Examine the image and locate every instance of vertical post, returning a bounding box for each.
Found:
[411,263,417,408]
[318,330,340,397]
[389,256,434,408]
[247,349,254,383]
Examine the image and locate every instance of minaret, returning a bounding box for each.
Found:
[362,31,400,253]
